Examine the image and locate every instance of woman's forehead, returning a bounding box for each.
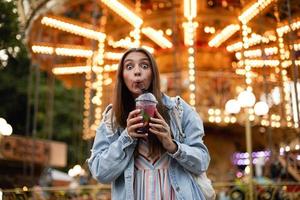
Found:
[124,51,150,61]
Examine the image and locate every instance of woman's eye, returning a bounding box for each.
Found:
[125,64,133,70]
[140,63,149,69]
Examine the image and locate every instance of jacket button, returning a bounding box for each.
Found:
[176,187,180,191]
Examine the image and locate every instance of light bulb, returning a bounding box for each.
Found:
[225,99,241,114]
[254,101,269,116]
[237,90,256,108]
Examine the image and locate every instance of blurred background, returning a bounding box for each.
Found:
[0,0,300,199]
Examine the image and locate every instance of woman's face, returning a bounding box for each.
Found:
[123,51,153,98]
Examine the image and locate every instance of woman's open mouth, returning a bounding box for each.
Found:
[133,81,146,92]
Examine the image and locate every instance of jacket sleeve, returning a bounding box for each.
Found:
[88,109,137,183]
[169,98,210,175]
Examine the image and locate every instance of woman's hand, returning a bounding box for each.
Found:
[149,109,178,154]
[127,109,148,139]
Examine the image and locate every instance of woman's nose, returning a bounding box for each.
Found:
[134,66,141,76]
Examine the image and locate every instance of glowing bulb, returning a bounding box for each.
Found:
[254,101,269,116]
[225,99,241,114]
[237,90,256,108]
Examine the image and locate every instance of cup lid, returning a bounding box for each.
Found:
[135,92,158,104]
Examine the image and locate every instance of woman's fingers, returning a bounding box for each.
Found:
[130,132,148,139]
[127,109,141,120]
[127,109,142,129]
[154,109,164,119]
[150,117,160,123]
[151,110,166,122]
[149,123,165,131]
[149,128,164,137]
[128,122,143,131]
[127,115,142,126]
[150,110,170,134]
[149,125,176,153]
[150,116,166,125]
[127,115,148,139]
[128,123,148,138]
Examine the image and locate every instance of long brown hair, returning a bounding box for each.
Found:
[112,47,169,156]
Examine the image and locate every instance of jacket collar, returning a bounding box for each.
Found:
[161,93,176,110]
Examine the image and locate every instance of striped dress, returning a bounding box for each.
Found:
[134,138,176,200]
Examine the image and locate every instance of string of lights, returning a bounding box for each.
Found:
[208,24,240,47]
[82,58,93,140]
[238,0,276,24]
[41,16,106,41]
[277,29,293,128]
[101,0,143,28]
[141,27,173,49]
[183,0,197,107]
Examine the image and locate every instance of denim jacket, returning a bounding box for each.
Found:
[88,94,210,200]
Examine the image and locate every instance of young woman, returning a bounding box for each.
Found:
[88,47,210,199]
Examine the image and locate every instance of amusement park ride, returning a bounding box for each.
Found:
[11,0,299,191]
[16,0,300,140]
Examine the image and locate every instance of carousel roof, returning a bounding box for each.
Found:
[18,0,300,138]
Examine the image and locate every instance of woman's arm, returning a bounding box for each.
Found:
[88,110,137,183]
[169,98,210,175]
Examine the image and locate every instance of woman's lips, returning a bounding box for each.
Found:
[133,81,142,86]
[133,81,144,90]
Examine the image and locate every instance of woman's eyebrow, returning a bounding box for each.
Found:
[124,58,133,62]
[124,59,133,63]
[124,58,149,63]
[139,58,150,62]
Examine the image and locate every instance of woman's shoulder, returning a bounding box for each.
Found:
[163,94,192,111]
[102,104,113,119]
[101,104,115,133]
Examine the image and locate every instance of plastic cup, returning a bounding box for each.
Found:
[135,93,157,134]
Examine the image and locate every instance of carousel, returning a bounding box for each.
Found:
[17,0,300,188]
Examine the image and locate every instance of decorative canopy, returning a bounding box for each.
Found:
[19,0,300,139]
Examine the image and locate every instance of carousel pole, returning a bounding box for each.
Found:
[30,21,43,187]
[24,58,33,179]
[46,30,57,142]
[30,61,40,187]
[286,0,300,126]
